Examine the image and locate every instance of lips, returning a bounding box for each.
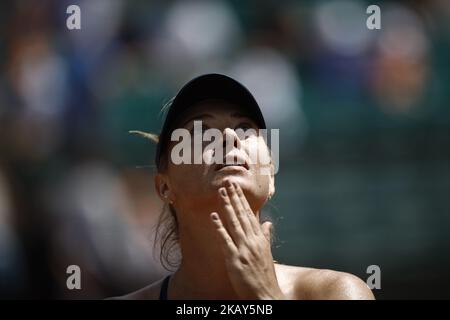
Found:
[214,155,249,171]
[215,163,248,171]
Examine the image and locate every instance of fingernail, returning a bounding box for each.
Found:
[226,180,233,189]
[211,213,219,220]
[219,187,227,197]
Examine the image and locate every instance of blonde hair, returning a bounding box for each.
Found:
[129,130,180,270]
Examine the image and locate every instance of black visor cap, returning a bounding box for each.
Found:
[155,73,266,170]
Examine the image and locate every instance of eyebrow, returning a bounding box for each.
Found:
[230,112,252,119]
[230,112,258,126]
[180,114,214,127]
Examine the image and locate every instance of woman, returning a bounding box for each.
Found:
[117,74,374,300]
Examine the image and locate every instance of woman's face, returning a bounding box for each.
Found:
[156,100,274,215]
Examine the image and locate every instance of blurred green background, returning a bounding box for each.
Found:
[0,0,449,299]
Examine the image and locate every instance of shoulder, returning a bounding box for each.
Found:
[275,263,375,300]
[106,276,168,300]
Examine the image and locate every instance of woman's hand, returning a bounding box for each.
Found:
[209,180,285,300]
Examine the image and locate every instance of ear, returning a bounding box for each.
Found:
[154,173,174,204]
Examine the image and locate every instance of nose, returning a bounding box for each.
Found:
[223,127,242,150]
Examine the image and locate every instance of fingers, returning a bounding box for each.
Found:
[218,186,246,245]
[210,212,238,256]
[261,221,273,243]
[232,182,261,235]
[225,181,253,235]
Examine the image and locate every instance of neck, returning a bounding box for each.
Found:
[169,203,261,299]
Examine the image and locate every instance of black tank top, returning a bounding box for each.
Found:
[159,275,171,300]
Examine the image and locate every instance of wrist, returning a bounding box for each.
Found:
[257,288,286,300]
